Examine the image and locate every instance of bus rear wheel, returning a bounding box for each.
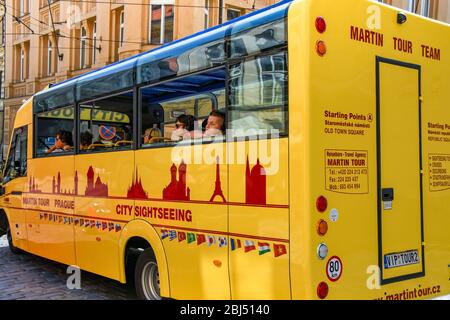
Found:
[6,225,22,254]
[135,249,161,300]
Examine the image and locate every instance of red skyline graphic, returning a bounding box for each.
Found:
[85,166,108,196]
[246,157,266,205]
[127,167,148,199]
[49,171,78,195]
[210,157,226,202]
[29,176,42,193]
[163,160,190,201]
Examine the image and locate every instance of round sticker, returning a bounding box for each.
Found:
[326,256,343,282]
[330,208,339,222]
[99,125,116,140]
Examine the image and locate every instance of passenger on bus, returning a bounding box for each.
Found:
[203,110,226,138]
[80,131,93,150]
[143,125,162,144]
[171,115,191,141]
[46,130,73,154]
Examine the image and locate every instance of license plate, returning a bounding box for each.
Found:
[384,250,420,269]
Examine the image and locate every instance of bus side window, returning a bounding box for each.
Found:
[228,50,288,139]
[35,105,75,157]
[79,91,134,153]
[3,126,28,184]
[140,68,226,147]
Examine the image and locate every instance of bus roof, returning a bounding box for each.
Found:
[34,0,292,114]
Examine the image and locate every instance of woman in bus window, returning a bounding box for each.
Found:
[46,130,73,154]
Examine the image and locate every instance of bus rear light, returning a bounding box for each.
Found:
[317,219,328,236]
[317,282,329,299]
[316,196,328,212]
[316,40,327,56]
[315,17,327,33]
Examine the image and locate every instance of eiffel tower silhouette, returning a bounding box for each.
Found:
[210,157,226,202]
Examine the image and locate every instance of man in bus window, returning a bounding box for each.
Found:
[46,130,73,154]
[203,110,226,138]
[80,131,93,151]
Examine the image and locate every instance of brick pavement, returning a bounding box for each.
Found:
[0,235,136,300]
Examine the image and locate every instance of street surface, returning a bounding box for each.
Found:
[0,235,136,300]
[0,235,448,300]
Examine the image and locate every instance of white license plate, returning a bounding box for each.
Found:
[384,250,420,269]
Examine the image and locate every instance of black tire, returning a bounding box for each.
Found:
[134,248,162,300]
[6,225,22,254]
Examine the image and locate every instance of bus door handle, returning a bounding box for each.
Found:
[382,188,394,210]
[11,191,23,196]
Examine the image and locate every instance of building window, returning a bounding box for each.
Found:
[19,0,24,15]
[80,27,87,68]
[204,0,209,29]
[119,11,125,47]
[48,39,53,75]
[20,48,25,81]
[227,8,242,21]
[149,1,174,44]
[420,0,430,17]
[92,22,97,64]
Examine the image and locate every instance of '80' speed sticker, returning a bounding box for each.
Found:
[326,256,343,282]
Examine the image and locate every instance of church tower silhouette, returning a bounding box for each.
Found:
[246,156,266,205]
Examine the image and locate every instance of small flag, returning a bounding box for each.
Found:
[161,229,169,239]
[85,220,90,227]
[207,235,216,246]
[49,214,53,221]
[197,234,206,245]
[102,222,108,230]
[218,236,227,248]
[230,238,236,251]
[96,221,102,229]
[244,240,256,252]
[169,230,177,241]
[59,216,63,223]
[274,244,287,257]
[258,242,271,255]
[54,215,57,222]
[108,222,114,231]
[237,239,242,248]
[178,231,186,242]
[187,233,195,244]
[40,213,44,220]
[80,219,84,226]
[70,217,73,224]
[63,217,68,224]
[115,224,122,232]
[74,218,79,225]
[90,220,96,228]
[44,213,48,220]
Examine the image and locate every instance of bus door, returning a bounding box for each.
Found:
[376,57,425,284]
[2,126,29,250]
[74,93,135,281]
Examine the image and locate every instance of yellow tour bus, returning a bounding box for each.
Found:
[0,0,449,300]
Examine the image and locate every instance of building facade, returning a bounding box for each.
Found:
[0,4,5,160]
[2,0,277,157]
[2,0,449,157]
[380,0,450,22]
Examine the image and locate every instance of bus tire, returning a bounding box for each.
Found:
[135,248,162,300]
[6,225,22,255]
